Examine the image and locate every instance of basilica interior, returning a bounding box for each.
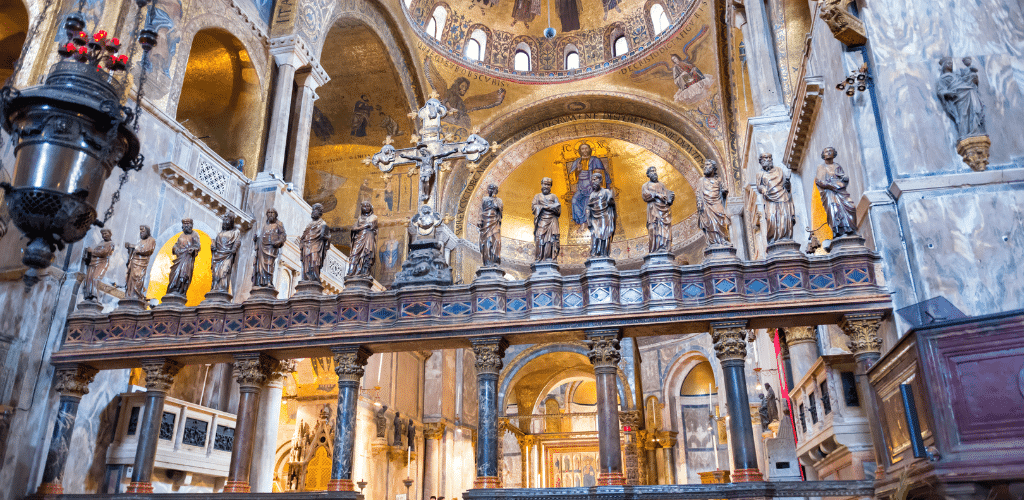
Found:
[0,0,1022,499]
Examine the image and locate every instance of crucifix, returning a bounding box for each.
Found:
[366,93,491,288]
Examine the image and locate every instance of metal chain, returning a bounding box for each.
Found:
[100,167,132,226]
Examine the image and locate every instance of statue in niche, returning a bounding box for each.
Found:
[407,420,416,451]
[532,177,561,262]
[253,208,287,288]
[82,228,115,301]
[393,411,405,448]
[756,153,796,244]
[375,405,389,439]
[300,203,331,282]
[759,383,780,432]
[586,171,616,258]
[124,225,155,300]
[166,218,201,296]
[210,214,241,293]
[478,183,503,267]
[814,147,858,237]
[696,160,731,246]
[937,57,986,140]
[641,166,675,253]
[347,201,378,277]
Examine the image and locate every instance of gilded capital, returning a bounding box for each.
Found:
[141,359,182,393]
[333,347,371,382]
[655,430,678,448]
[52,365,98,398]
[619,410,642,429]
[472,338,508,375]
[840,313,884,356]
[585,333,621,368]
[423,421,446,440]
[711,322,748,361]
[517,435,537,448]
[784,326,818,346]
[233,354,275,388]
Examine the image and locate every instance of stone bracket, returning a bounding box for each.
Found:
[158,162,255,232]
[784,76,825,172]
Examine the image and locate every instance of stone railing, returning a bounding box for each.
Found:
[461,480,875,499]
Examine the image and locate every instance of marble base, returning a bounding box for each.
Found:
[597,472,627,486]
[704,245,738,262]
[475,265,506,282]
[77,299,102,312]
[203,290,233,304]
[585,256,617,271]
[223,480,251,493]
[343,275,373,292]
[392,238,453,288]
[766,240,802,257]
[731,468,765,482]
[34,482,63,495]
[159,293,187,307]
[530,261,561,277]
[474,476,501,489]
[641,252,674,270]
[295,280,324,296]
[125,481,153,493]
[248,286,278,301]
[328,478,355,491]
[117,297,147,310]
[829,234,867,254]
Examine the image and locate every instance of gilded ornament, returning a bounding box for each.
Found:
[819,0,867,46]
[784,326,817,346]
[52,365,98,398]
[423,421,446,440]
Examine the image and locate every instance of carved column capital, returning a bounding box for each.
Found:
[618,410,642,429]
[333,347,371,383]
[233,354,276,389]
[711,321,748,361]
[840,313,884,357]
[517,435,537,449]
[585,329,622,369]
[423,422,446,440]
[472,338,509,376]
[269,359,297,382]
[140,359,182,393]
[655,430,678,448]
[52,365,98,398]
[784,326,818,346]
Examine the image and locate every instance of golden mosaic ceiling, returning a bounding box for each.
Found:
[0,1,28,84]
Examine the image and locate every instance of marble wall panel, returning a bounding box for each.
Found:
[61,370,130,493]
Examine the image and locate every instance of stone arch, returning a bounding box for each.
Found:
[643,0,673,37]
[509,35,537,71]
[604,22,628,60]
[466,23,492,64]
[498,342,633,413]
[661,346,723,482]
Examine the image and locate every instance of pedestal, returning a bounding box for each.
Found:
[766,239,802,257]
[247,286,279,301]
[474,265,505,282]
[203,290,233,304]
[76,300,102,313]
[159,293,187,307]
[584,256,616,271]
[393,238,452,288]
[703,245,738,262]
[343,275,373,292]
[641,252,674,270]
[295,280,324,296]
[117,297,147,310]
[957,135,991,171]
[829,234,867,254]
[530,261,561,277]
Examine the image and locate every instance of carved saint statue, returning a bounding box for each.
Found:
[124,225,156,300]
[937,57,986,140]
[814,147,858,237]
[166,218,201,296]
[300,203,331,282]
[393,411,405,447]
[586,171,616,258]
[478,183,503,266]
[532,177,561,262]
[348,201,378,277]
[759,383,780,432]
[253,208,287,288]
[210,214,242,293]
[375,405,389,439]
[756,153,796,244]
[407,420,416,451]
[696,160,731,246]
[82,228,115,301]
[641,166,675,253]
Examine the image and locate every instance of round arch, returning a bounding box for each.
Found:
[498,342,633,412]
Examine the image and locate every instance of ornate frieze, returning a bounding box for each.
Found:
[141,359,182,393]
[52,365,98,398]
[711,321,748,361]
[840,313,884,356]
[472,338,508,376]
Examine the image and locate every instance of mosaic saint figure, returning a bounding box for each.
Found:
[567,143,607,224]
[166,218,201,296]
[814,148,858,237]
[82,228,115,301]
[348,201,378,277]
[300,203,331,282]
[756,153,796,244]
[937,57,986,140]
[696,160,731,246]
[125,225,156,300]
[479,183,503,266]
[641,166,675,253]
[351,94,373,137]
[511,0,541,27]
[253,208,287,288]
[586,171,616,258]
[210,214,242,292]
[672,53,705,92]
[532,177,561,262]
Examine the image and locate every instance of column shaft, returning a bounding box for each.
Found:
[586,330,626,486]
[251,370,288,492]
[711,322,763,482]
[784,326,819,383]
[288,71,322,195]
[841,314,887,475]
[329,346,370,491]
[225,355,274,493]
[472,338,508,489]
[36,366,97,495]
[263,55,299,177]
[422,422,444,497]
[127,359,181,494]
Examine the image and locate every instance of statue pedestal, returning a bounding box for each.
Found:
[584,256,617,271]
[641,252,674,270]
[829,234,867,254]
[159,293,187,307]
[77,299,103,313]
[392,238,452,289]
[703,245,738,262]
[203,290,233,304]
[474,266,505,282]
[530,261,561,277]
[766,240,802,257]
[247,286,278,301]
[117,297,147,310]
[343,275,373,292]
[295,280,324,296]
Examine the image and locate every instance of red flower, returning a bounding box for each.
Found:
[119,55,129,63]
[110,38,120,46]
[78,46,88,55]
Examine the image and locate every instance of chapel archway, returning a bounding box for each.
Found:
[0,0,28,84]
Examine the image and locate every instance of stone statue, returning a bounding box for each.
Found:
[407,420,416,451]
[348,201,378,277]
[586,171,616,258]
[82,228,114,301]
[166,219,201,296]
[478,183,503,266]
[696,160,731,246]
[756,153,796,244]
[124,225,156,300]
[300,203,331,282]
[393,411,405,447]
[375,405,389,438]
[532,177,561,262]
[759,383,780,432]
[641,166,675,253]
[937,56,986,140]
[253,208,287,288]
[210,214,241,293]
[814,147,858,237]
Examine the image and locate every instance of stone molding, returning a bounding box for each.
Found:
[711,321,749,361]
[233,354,276,388]
[52,365,98,398]
[472,338,509,375]
[269,35,313,67]
[839,313,884,356]
[158,162,254,232]
[333,347,371,382]
[784,326,818,346]
[229,0,269,43]
[783,76,824,172]
[141,359,182,393]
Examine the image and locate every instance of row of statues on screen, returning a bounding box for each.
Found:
[80,202,377,302]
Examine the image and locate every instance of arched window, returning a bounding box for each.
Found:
[651,4,670,35]
[565,51,580,70]
[466,29,487,61]
[404,0,413,6]
[613,36,628,57]
[426,6,447,40]
[514,42,531,71]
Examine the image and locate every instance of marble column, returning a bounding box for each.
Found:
[840,313,887,474]
[472,337,508,489]
[711,321,764,482]
[126,359,182,493]
[736,0,786,115]
[225,354,274,493]
[287,66,327,195]
[34,365,98,495]
[518,435,535,487]
[585,329,626,486]
[783,326,819,383]
[657,431,678,485]
[328,346,371,491]
[422,422,445,497]
[251,360,295,492]
[263,41,309,178]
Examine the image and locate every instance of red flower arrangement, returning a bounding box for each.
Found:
[57,28,128,72]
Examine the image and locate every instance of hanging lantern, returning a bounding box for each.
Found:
[0,11,150,285]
